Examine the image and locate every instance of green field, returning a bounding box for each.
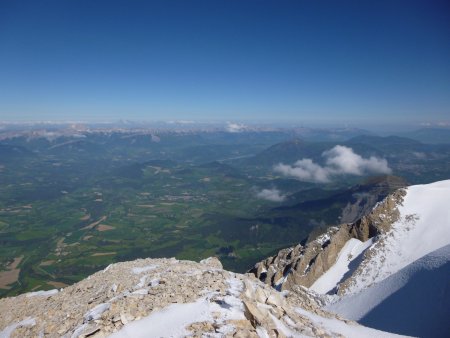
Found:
[1,130,449,297]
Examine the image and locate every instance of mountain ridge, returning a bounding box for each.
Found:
[250,179,450,336]
[0,257,404,338]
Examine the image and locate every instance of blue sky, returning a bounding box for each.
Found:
[0,0,449,123]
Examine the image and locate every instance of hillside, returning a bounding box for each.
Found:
[268,175,407,227]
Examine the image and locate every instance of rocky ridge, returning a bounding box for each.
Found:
[250,188,406,294]
[0,256,399,337]
[339,175,406,224]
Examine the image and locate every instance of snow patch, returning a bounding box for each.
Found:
[226,275,243,297]
[315,232,331,246]
[131,265,158,274]
[70,324,87,338]
[256,326,270,338]
[84,303,110,322]
[26,289,59,297]
[268,313,301,337]
[310,238,373,294]
[135,276,147,288]
[149,278,159,287]
[0,318,36,338]
[274,274,288,289]
[109,298,215,338]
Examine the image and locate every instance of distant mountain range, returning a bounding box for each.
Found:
[233,134,450,184]
[401,127,450,144]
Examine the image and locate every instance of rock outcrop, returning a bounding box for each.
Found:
[339,175,406,224]
[0,256,393,337]
[250,188,406,292]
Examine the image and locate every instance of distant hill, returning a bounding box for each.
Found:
[266,175,407,228]
[237,138,335,167]
[346,135,421,147]
[238,136,401,168]
[196,161,244,179]
[292,127,374,142]
[402,127,450,144]
[345,135,428,154]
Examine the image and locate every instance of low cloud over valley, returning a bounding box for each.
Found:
[256,188,286,202]
[274,145,392,183]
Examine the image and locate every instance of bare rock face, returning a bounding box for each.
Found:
[340,175,407,224]
[250,188,406,292]
[0,256,378,337]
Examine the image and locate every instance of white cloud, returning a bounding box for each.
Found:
[324,145,391,175]
[256,188,286,202]
[274,145,392,183]
[226,122,247,133]
[274,159,330,183]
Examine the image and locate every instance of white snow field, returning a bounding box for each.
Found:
[295,307,408,338]
[342,179,450,295]
[311,180,450,296]
[317,180,450,337]
[327,244,450,338]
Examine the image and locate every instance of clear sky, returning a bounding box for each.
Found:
[0,0,449,123]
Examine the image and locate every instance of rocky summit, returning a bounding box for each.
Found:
[0,256,397,337]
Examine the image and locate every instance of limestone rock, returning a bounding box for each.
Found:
[199,256,223,270]
[0,256,376,337]
[249,187,406,292]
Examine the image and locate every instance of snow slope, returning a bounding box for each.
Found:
[312,180,450,337]
[343,179,450,294]
[310,180,450,297]
[326,244,450,338]
[309,238,373,294]
[295,308,408,338]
